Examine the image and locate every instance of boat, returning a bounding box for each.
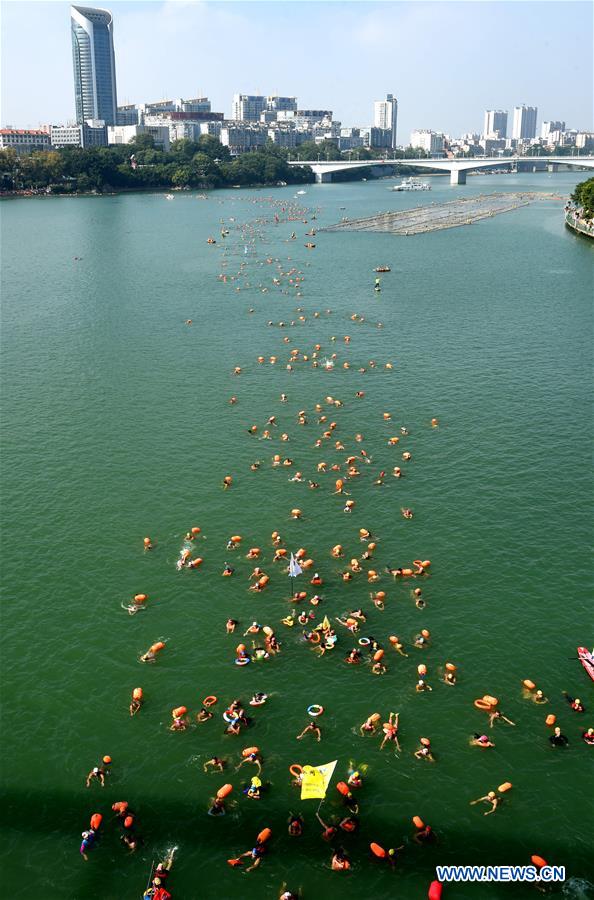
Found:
[391,177,431,192]
[577,647,594,681]
[375,266,391,273]
[165,194,174,200]
[296,190,306,195]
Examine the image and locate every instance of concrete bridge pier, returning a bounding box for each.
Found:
[450,169,467,185]
[315,171,333,184]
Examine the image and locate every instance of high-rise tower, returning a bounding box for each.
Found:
[373,94,398,150]
[71,6,118,125]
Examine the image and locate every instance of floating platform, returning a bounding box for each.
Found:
[322,192,563,236]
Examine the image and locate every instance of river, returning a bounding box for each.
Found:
[1,171,592,899]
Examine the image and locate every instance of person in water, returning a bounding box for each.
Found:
[238,841,266,872]
[226,619,238,633]
[236,751,262,776]
[296,721,321,742]
[80,828,97,860]
[331,847,351,870]
[288,814,304,836]
[203,757,224,773]
[86,763,108,788]
[471,734,495,749]
[563,692,585,712]
[488,710,515,728]
[470,791,500,815]
[208,796,226,816]
[549,726,569,748]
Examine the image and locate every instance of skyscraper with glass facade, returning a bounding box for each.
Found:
[71,6,117,125]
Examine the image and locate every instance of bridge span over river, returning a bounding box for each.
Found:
[287,156,594,185]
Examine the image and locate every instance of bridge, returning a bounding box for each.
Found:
[287,156,594,185]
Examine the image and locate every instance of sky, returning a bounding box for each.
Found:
[1,0,592,138]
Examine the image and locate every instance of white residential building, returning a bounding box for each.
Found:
[483,110,507,139]
[231,95,266,121]
[541,120,565,140]
[221,124,267,153]
[107,123,170,151]
[410,129,444,154]
[512,106,537,140]
[373,93,398,149]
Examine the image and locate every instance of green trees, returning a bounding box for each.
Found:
[571,177,594,217]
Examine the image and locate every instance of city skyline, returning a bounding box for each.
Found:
[1,1,592,138]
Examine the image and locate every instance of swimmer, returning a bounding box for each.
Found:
[471,734,495,748]
[316,811,338,841]
[331,848,351,871]
[130,693,143,717]
[360,715,379,736]
[85,764,107,788]
[443,668,456,685]
[243,621,261,636]
[348,770,363,788]
[563,692,585,712]
[203,757,224,773]
[296,721,321,742]
[582,727,594,745]
[370,591,385,611]
[238,841,266,872]
[412,824,436,844]
[226,618,238,633]
[380,713,401,751]
[414,632,429,648]
[170,715,187,732]
[197,707,213,723]
[414,739,435,762]
[470,791,500,815]
[80,828,98,860]
[121,830,140,853]
[372,660,387,676]
[391,637,408,657]
[549,726,569,748]
[488,710,515,728]
[222,563,235,577]
[533,690,548,704]
[402,508,413,519]
[288,814,304,836]
[236,752,262,775]
[208,796,226,816]
[250,691,268,705]
[416,679,432,692]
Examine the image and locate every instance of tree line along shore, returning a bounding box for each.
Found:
[0,136,435,196]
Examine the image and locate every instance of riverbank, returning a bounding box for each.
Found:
[564,207,594,238]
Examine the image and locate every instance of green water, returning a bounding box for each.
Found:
[1,172,592,900]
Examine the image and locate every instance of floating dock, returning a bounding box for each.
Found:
[322,192,563,235]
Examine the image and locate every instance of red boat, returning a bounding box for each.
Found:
[577,647,594,681]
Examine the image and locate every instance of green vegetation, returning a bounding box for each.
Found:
[0,136,311,194]
[0,136,439,195]
[571,176,594,217]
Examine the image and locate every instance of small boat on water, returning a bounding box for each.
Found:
[375,266,391,273]
[165,194,175,200]
[391,178,431,192]
[577,647,594,681]
[305,243,316,249]
[296,190,307,195]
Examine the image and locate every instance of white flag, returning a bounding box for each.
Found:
[289,553,303,578]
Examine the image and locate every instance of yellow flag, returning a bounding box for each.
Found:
[300,760,337,800]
